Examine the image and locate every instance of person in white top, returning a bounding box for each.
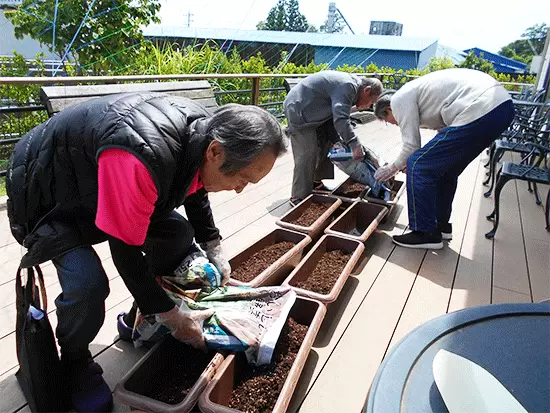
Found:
[373,68,514,249]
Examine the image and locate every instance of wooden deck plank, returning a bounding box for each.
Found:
[491,176,531,297]
[0,242,26,286]
[211,169,293,222]
[289,191,410,412]
[0,206,15,249]
[208,152,294,208]
[513,166,550,303]
[223,203,292,259]
[298,242,426,413]
[523,238,550,302]
[448,159,494,311]
[214,184,292,239]
[387,159,479,348]
[493,286,532,304]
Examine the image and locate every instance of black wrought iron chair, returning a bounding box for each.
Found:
[485,143,550,239]
[483,109,550,199]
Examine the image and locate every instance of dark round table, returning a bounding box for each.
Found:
[364,302,550,413]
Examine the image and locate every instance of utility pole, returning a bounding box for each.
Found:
[326,2,336,33]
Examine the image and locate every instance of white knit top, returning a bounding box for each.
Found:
[391,68,512,168]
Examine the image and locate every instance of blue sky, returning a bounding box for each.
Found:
[156,0,549,54]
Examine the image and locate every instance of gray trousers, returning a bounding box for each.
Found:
[290,126,335,199]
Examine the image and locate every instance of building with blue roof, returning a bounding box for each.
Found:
[463,48,528,74]
[143,26,439,71]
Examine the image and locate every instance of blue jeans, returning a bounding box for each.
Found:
[53,211,194,356]
[407,100,515,233]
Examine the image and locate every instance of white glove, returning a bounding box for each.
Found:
[200,239,231,285]
[156,303,215,350]
[374,163,400,182]
[347,139,366,160]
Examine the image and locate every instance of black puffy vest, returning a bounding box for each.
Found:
[7,93,217,267]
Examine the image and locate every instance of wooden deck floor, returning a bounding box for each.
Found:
[0,121,548,412]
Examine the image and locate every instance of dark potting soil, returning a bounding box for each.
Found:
[295,249,351,294]
[290,202,331,227]
[341,182,366,198]
[232,241,296,282]
[128,340,214,405]
[228,318,309,412]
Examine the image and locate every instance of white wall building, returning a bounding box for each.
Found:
[1,6,56,59]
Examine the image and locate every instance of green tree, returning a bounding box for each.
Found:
[458,51,495,75]
[424,56,456,72]
[257,0,313,32]
[5,0,161,74]
[499,23,548,64]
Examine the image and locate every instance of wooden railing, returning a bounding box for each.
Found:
[0,73,536,179]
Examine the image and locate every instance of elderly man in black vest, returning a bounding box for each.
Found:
[6,93,287,412]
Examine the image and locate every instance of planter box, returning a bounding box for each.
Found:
[324,201,388,243]
[282,235,365,303]
[276,194,342,239]
[114,336,224,413]
[227,228,312,287]
[363,177,406,208]
[198,297,326,413]
[331,177,368,202]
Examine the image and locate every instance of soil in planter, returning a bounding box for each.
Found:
[127,343,214,405]
[290,202,331,227]
[340,182,366,198]
[232,241,296,282]
[295,249,351,295]
[228,318,308,412]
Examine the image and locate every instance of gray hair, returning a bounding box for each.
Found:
[359,77,384,97]
[374,90,396,119]
[206,104,288,174]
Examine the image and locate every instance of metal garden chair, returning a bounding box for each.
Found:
[485,142,550,239]
[483,107,549,199]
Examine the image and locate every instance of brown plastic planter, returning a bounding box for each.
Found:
[276,194,342,239]
[324,201,388,242]
[198,297,327,413]
[364,177,406,208]
[227,228,312,287]
[114,336,224,413]
[282,235,365,303]
[331,177,368,202]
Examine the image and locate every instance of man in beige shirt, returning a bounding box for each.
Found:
[374,68,514,249]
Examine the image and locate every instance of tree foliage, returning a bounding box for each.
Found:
[5,0,161,74]
[458,51,496,75]
[499,23,548,64]
[257,0,314,32]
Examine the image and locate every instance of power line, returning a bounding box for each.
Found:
[53,0,97,75]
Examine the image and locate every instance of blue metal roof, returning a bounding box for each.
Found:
[143,26,438,52]
[463,47,528,73]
